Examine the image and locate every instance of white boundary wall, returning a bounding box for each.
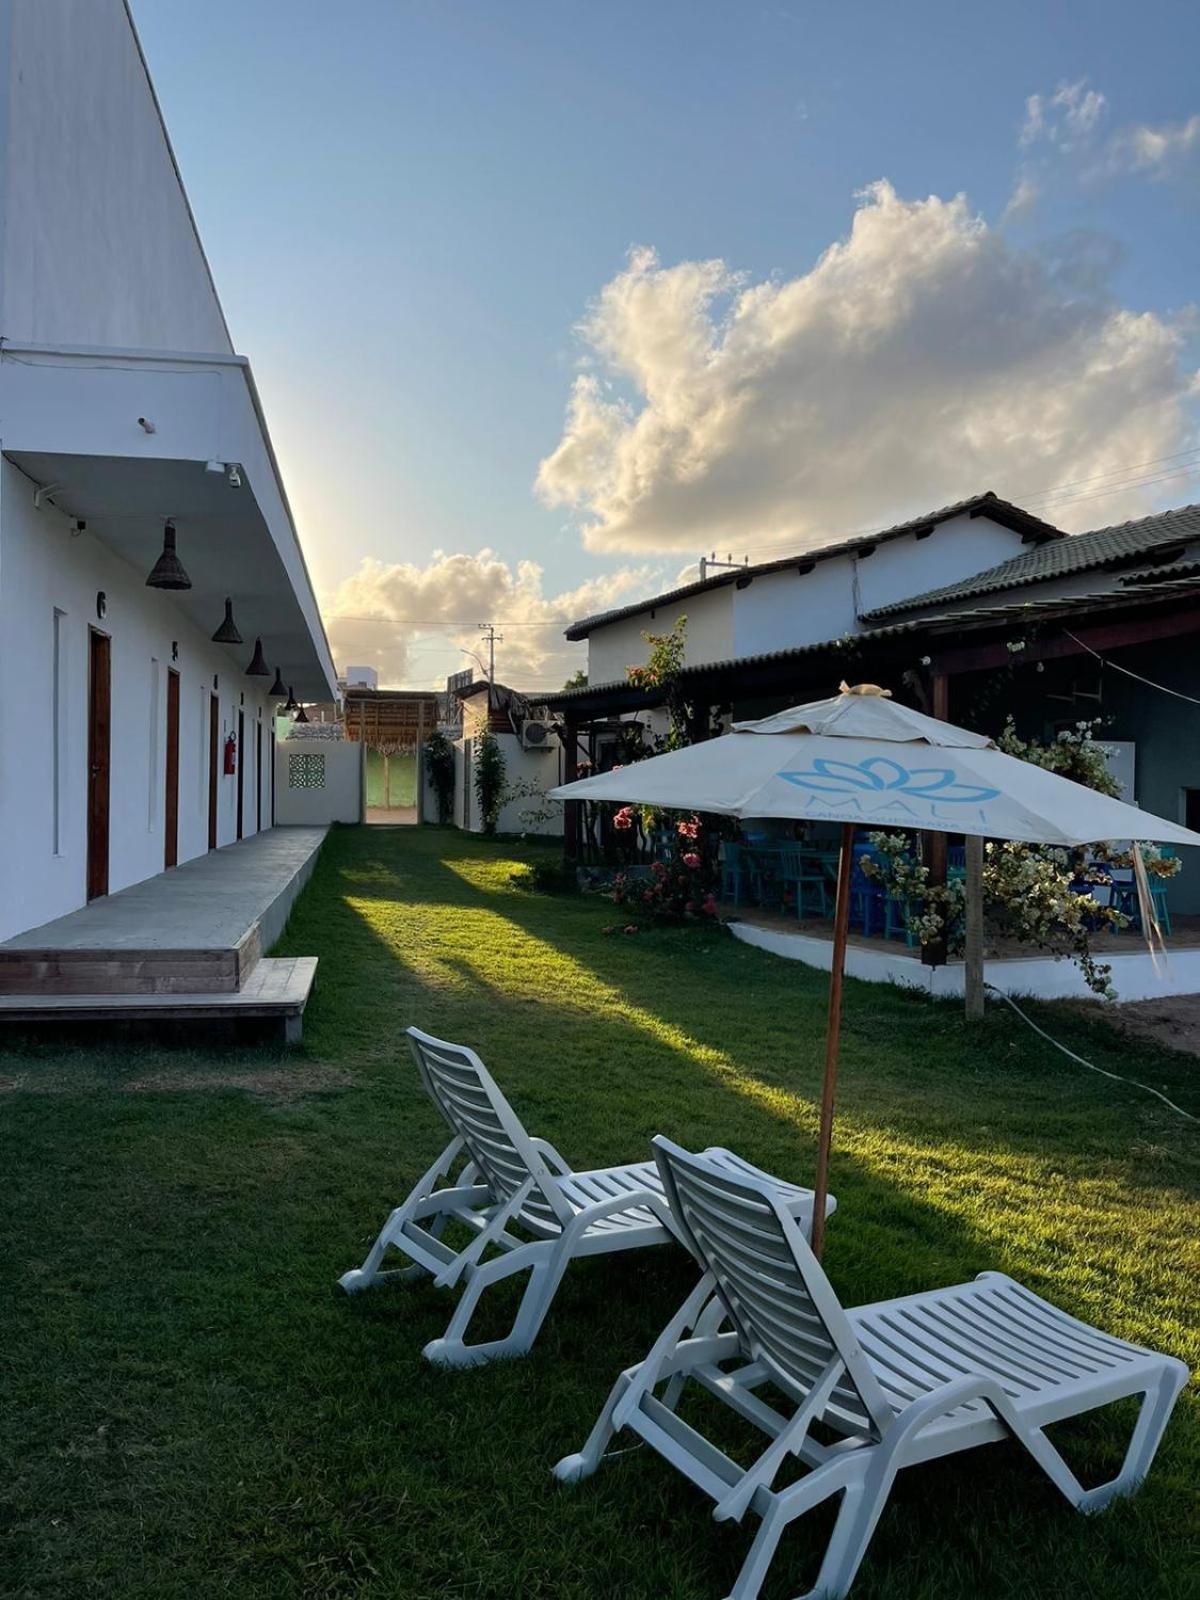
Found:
[729,918,1200,1003]
[274,739,363,826]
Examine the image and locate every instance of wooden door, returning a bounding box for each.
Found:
[164,669,180,868]
[236,709,245,840]
[208,694,219,850]
[256,722,263,832]
[86,630,111,900]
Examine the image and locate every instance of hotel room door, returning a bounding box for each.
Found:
[86,629,111,900]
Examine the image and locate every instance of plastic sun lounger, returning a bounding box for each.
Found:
[338,1029,834,1368]
[555,1137,1189,1600]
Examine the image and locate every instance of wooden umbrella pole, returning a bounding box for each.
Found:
[811,822,855,1260]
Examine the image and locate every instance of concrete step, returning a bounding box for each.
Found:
[0,957,317,1044]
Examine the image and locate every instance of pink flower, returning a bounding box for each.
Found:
[623,924,638,935]
[682,852,701,869]
[651,861,668,877]
[702,895,717,915]
[677,818,700,840]
[613,806,635,831]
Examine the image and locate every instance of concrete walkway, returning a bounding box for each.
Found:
[0,827,328,1040]
[3,827,327,953]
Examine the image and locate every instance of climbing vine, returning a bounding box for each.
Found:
[423,728,455,824]
[474,728,507,836]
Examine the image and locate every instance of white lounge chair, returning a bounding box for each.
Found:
[555,1137,1189,1600]
[339,1028,833,1368]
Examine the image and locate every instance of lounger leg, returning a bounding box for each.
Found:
[424,1241,559,1368]
[1077,1364,1189,1512]
[338,1138,467,1292]
[553,1370,634,1483]
[339,1205,427,1291]
[725,1459,884,1600]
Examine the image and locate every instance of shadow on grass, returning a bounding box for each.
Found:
[2,824,1195,1600]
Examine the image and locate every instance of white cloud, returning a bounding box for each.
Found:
[1000,174,1039,225]
[1103,114,1200,177]
[1021,79,1108,149]
[536,181,1197,555]
[324,551,657,690]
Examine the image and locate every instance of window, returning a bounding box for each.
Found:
[1183,789,1200,833]
[52,609,66,855]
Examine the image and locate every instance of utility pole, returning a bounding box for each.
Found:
[478,622,503,682]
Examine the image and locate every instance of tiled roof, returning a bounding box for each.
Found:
[861,502,1200,621]
[563,491,1061,640]
[542,577,1200,706]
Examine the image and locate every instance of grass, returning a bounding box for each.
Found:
[1,823,1197,1599]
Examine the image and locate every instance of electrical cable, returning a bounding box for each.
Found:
[984,984,1197,1124]
[1063,632,1200,709]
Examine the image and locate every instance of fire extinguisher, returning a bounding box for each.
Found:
[223,733,237,775]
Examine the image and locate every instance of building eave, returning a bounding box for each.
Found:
[562,491,1063,641]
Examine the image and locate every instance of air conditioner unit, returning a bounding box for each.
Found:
[521,718,557,751]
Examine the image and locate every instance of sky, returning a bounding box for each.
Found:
[133,0,1200,691]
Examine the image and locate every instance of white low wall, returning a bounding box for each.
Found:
[274,739,363,825]
[729,919,1200,1003]
[447,732,564,836]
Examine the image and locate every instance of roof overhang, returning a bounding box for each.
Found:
[0,344,336,700]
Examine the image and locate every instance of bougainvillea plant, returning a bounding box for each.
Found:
[611,814,718,926]
[858,717,1182,999]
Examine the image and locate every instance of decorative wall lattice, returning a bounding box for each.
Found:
[288,752,326,789]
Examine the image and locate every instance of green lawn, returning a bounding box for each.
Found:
[2,824,1197,1599]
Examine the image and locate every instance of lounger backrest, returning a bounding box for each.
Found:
[407,1028,573,1231]
[653,1136,893,1438]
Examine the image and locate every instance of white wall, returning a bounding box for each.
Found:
[587,585,733,684]
[0,0,232,353]
[446,731,563,837]
[492,734,563,836]
[0,459,275,940]
[731,516,1033,659]
[853,515,1029,616]
[274,738,363,825]
[584,517,1031,679]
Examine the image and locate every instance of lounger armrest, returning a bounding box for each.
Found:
[562,1185,680,1241]
[530,1136,574,1176]
[881,1373,1020,1464]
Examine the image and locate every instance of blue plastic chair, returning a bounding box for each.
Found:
[721,842,746,907]
[777,846,830,920]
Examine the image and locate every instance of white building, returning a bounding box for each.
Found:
[0,2,336,942]
[568,494,1062,685]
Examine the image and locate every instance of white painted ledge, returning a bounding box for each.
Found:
[728,920,1200,1002]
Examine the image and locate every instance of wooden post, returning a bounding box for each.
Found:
[810,821,855,1262]
[562,713,580,865]
[964,833,985,1019]
[415,698,427,824]
[921,671,950,968]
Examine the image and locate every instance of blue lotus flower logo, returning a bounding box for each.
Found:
[778,757,999,805]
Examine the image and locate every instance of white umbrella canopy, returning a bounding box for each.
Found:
[550,686,1200,1257]
[550,688,1200,849]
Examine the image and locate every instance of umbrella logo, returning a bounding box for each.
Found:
[778,757,999,805]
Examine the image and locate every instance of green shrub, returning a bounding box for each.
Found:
[474,728,507,836]
[423,728,456,824]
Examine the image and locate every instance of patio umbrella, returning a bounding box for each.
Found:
[550,684,1200,1256]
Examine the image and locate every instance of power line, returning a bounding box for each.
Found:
[730,455,1200,562]
[325,614,575,626]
